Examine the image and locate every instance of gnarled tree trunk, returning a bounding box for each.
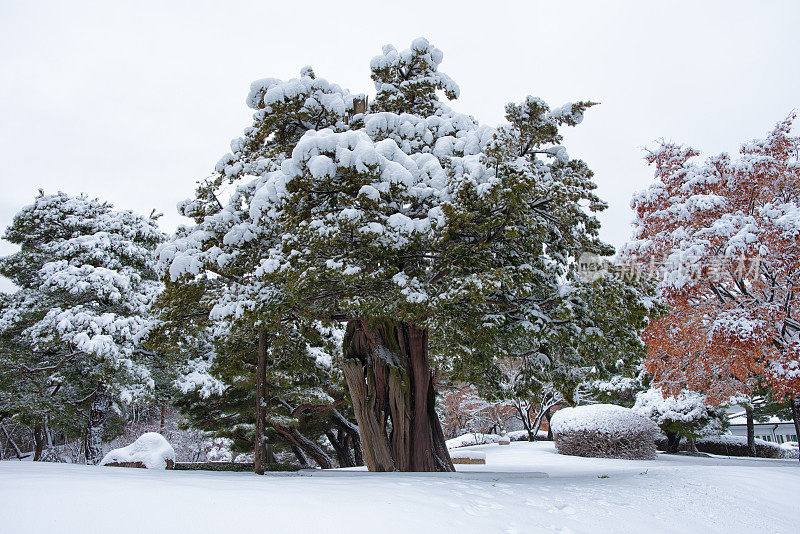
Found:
[341,319,454,472]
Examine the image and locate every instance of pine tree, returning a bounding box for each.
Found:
[633,388,727,453]
[160,37,653,472]
[0,191,164,463]
[152,65,361,473]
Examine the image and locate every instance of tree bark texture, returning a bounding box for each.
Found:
[341,319,454,472]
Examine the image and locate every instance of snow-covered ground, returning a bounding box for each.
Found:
[2,441,798,533]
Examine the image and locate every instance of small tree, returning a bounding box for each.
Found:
[633,388,727,453]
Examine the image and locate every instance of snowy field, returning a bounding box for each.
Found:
[2,441,799,534]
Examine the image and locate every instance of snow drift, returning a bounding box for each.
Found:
[551,404,658,460]
[99,432,176,469]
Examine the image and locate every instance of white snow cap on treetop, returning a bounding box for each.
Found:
[99,432,176,469]
[551,404,657,435]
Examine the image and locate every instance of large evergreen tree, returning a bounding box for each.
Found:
[160,37,652,472]
[0,191,164,463]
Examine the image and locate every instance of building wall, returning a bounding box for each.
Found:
[728,422,798,444]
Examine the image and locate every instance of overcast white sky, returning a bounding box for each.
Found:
[1,0,798,292]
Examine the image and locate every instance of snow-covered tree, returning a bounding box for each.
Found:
[0,192,164,463]
[437,384,516,438]
[160,37,653,472]
[633,388,727,453]
[623,116,800,445]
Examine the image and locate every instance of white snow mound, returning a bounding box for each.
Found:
[99,432,176,469]
[551,404,657,435]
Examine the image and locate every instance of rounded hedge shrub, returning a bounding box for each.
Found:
[551,404,658,460]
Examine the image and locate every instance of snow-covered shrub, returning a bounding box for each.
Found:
[203,437,234,462]
[551,404,658,460]
[506,429,549,441]
[695,435,782,459]
[633,388,726,451]
[684,434,794,459]
[446,432,505,449]
[99,432,176,469]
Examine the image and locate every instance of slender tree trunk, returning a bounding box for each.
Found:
[273,424,334,469]
[1,424,24,459]
[84,384,110,464]
[789,395,800,462]
[291,444,310,467]
[33,424,45,461]
[254,329,270,475]
[159,404,166,432]
[331,408,363,466]
[515,404,534,441]
[341,319,454,472]
[545,407,554,441]
[744,404,756,457]
[44,416,53,448]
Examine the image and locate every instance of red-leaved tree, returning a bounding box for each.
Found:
[623,116,800,451]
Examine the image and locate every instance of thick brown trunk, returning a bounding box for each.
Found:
[159,404,166,432]
[341,319,454,472]
[254,329,269,475]
[744,404,756,457]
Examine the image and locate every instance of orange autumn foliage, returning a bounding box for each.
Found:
[624,116,800,404]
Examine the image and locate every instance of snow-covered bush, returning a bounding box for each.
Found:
[551,404,658,460]
[99,432,176,469]
[446,430,545,449]
[204,437,234,462]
